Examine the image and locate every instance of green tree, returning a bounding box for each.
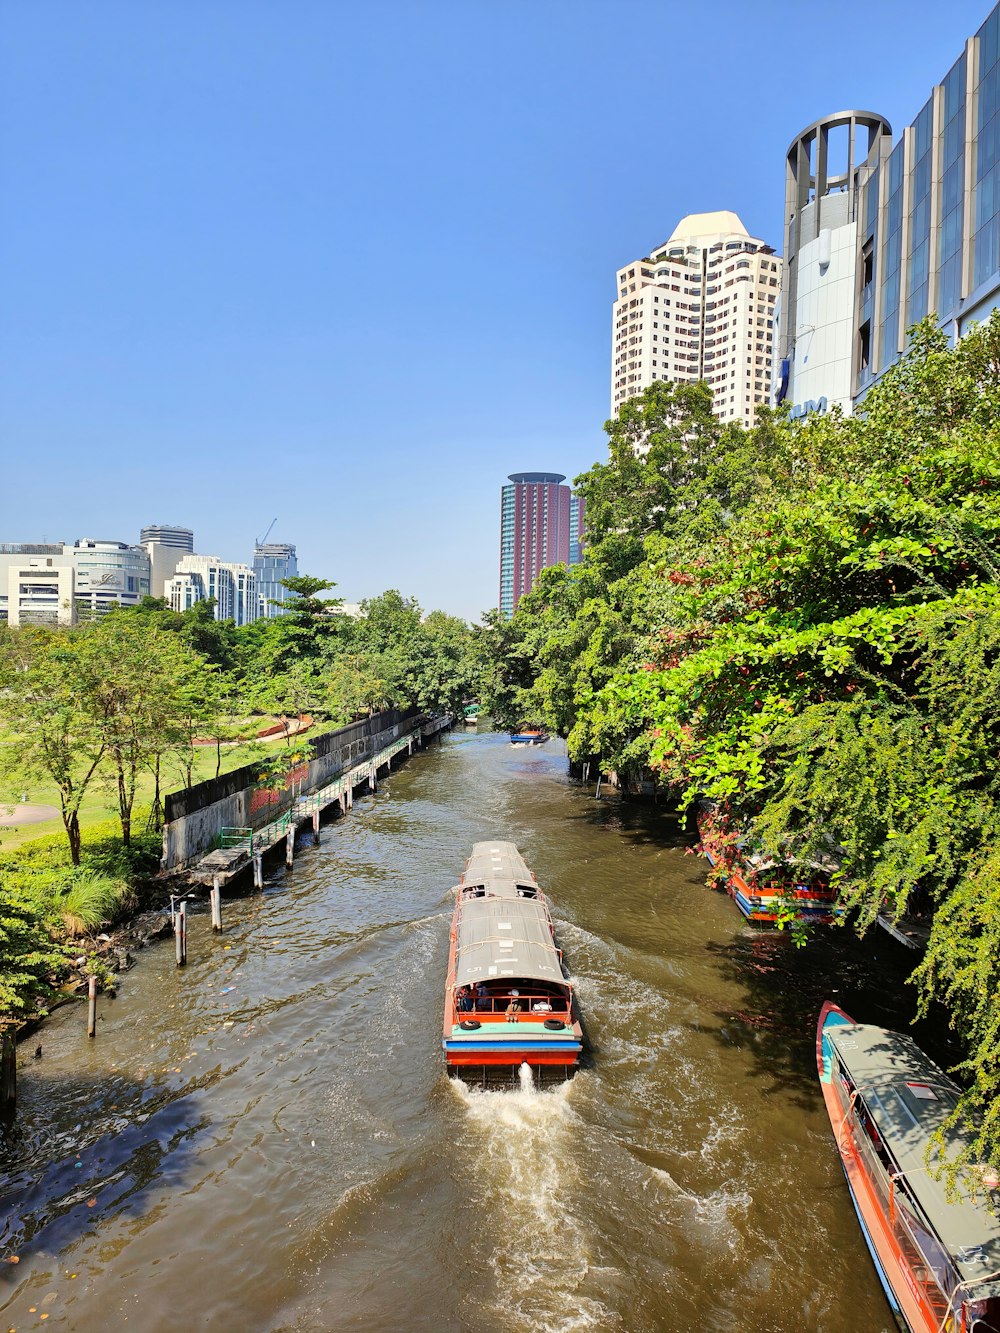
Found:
[0,628,106,865]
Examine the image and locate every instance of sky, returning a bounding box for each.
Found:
[0,0,993,621]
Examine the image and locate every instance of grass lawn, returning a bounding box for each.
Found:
[0,726,299,857]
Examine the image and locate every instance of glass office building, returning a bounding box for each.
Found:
[779,1,1000,413]
[253,542,298,618]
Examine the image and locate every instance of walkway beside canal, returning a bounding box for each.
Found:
[186,713,453,889]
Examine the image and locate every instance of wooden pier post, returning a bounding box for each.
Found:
[370,764,377,791]
[312,810,321,842]
[253,855,263,889]
[175,900,187,966]
[285,829,294,868]
[87,974,97,1038]
[210,879,222,931]
[1,1032,16,1118]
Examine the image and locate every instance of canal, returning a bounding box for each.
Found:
[1,727,938,1331]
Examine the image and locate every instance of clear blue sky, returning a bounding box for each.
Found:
[0,0,990,621]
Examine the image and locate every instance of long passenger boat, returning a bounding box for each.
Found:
[509,729,549,746]
[442,842,583,1080]
[817,1001,1000,1333]
[697,801,839,926]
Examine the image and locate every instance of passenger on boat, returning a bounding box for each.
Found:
[532,998,553,1013]
[475,982,489,1011]
[457,987,474,1014]
[505,991,522,1022]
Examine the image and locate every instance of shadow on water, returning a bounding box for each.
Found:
[563,789,693,848]
[0,1066,206,1275]
[700,921,964,1111]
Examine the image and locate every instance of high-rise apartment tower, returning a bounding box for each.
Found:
[499,472,584,617]
[612,212,782,425]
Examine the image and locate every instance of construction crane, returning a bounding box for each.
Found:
[255,517,277,549]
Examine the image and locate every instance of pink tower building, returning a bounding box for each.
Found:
[499,472,584,616]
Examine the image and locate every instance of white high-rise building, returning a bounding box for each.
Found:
[165,554,257,626]
[140,524,195,597]
[611,211,782,425]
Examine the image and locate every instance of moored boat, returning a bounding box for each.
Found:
[697,801,839,926]
[442,841,583,1081]
[509,729,549,746]
[817,1001,1000,1333]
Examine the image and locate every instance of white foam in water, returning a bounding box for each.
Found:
[450,1074,612,1329]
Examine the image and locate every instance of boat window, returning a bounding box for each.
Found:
[516,885,537,899]
[890,1180,954,1324]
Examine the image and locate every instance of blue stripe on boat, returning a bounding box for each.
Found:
[840,1162,905,1319]
[443,1040,581,1051]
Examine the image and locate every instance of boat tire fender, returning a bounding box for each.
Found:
[459,1019,481,1031]
[543,1019,565,1030]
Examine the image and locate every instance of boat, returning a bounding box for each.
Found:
[442,841,583,1081]
[817,1001,1000,1332]
[696,800,839,926]
[509,729,549,746]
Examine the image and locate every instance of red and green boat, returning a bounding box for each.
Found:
[442,842,582,1080]
[818,1001,1000,1332]
[697,801,840,926]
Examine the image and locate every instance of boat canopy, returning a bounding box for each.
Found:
[453,841,566,990]
[461,841,537,900]
[828,1023,1000,1294]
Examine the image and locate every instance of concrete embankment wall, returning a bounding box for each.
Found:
[161,707,419,871]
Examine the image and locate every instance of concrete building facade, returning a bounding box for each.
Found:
[612,211,782,425]
[0,545,76,627]
[778,2,1000,413]
[499,472,584,617]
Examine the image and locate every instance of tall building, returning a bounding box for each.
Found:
[71,539,150,618]
[612,212,782,425]
[779,2,1000,413]
[140,524,195,598]
[139,524,194,552]
[253,541,298,618]
[165,554,257,626]
[499,472,584,617]
[777,112,892,415]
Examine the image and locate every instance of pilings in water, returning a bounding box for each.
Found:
[253,855,263,888]
[210,879,223,931]
[285,829,295,868]
[174,900,187,966]
[87,975,97,1039]
[312,810,321,842]
[1,1032,16,1118]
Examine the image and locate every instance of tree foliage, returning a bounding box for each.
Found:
[477,314,1000,1172]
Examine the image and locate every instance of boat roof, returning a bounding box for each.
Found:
[829,1023,1000,1290]
[454,842,566,989]
[461,841,536,899]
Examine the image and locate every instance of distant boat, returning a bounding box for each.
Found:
[509,729,549,746]
[443,841,583,1080]
[697,801,839,926]
[817,1001,1000,1332]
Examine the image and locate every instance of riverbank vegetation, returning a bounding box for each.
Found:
[0,583,475,1022]
[477,314,1000,1173]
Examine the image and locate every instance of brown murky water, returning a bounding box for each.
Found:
[1,728,944,1331]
